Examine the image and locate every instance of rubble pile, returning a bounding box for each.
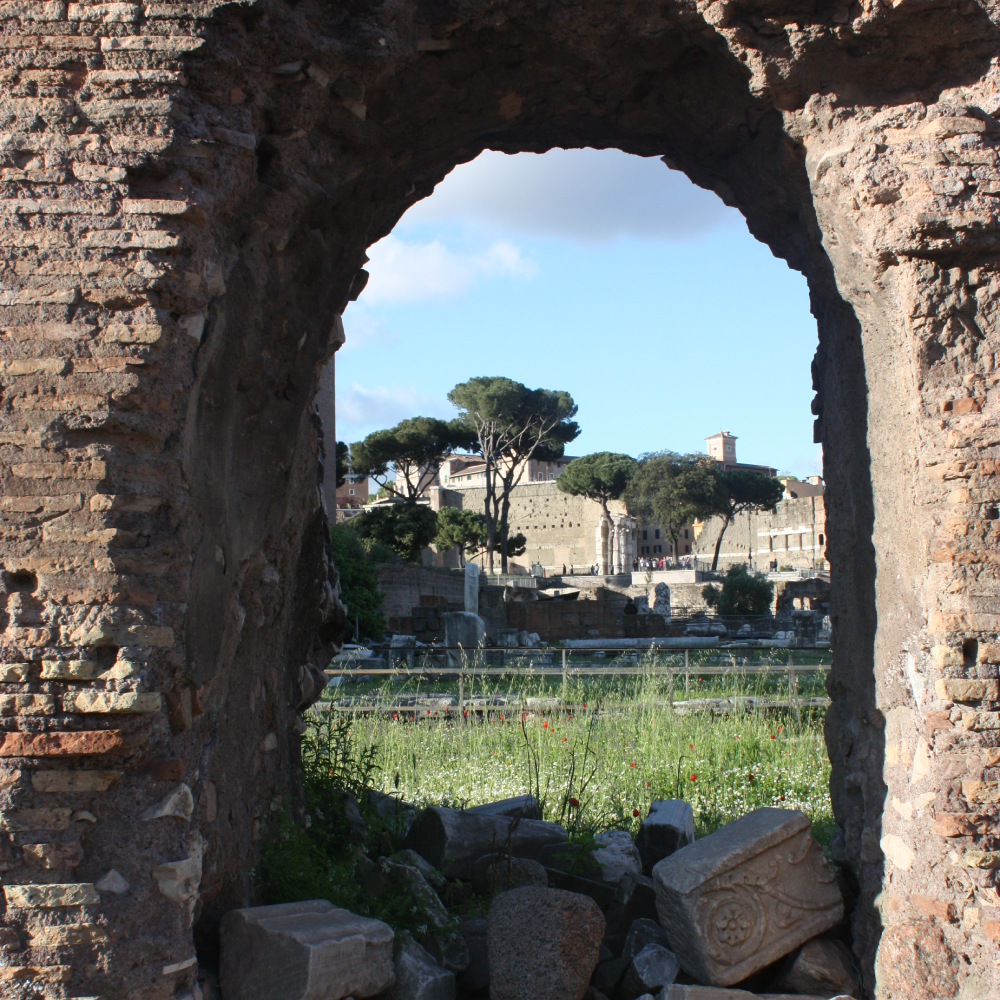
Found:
[220,800,860,1000]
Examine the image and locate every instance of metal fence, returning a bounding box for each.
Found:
[322,644,832,719]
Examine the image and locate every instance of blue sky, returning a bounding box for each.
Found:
[338,148,821,478]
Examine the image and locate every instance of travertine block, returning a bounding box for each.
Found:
[22,841,85,869]
[220,900,395,1000]
[935,678,998,702]
[40,659,101,679]
[0,694,55,715]
[652,809,843,986]
[0,966,71,983]
[0,808,72,831]
[0,663,29,681]
[4,883,99,908]
[27,923,109,947]
[31,769,120,792]
[63,691,162,713]
[962,711,1000,730]
[635,798,695,874]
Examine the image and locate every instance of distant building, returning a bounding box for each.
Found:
[336,473,369,509]
[704,431,777,476]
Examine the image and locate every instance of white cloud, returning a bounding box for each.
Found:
[401,148,738,243]
[362,235,537,305]
[336,382,452,442]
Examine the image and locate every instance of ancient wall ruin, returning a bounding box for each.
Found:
[0,0,998,997]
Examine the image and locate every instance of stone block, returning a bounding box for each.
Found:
[471,853,547,895]
[0,694,54,715]
[63,690,162,713]
[593,830,642,885]
[0,808,72,831]
[31,769,120,792]
[442,611,485,654]
[404,806,566,879]
[40,659,100,679]
[466,794,539,819]
[617,942,679,999]
[22,842,84,869]
[663,989,836,1000]
[140,783,194,822]
[488,886,605,1000]
[652,809,843,986]
[457,918,488,993]
[622,919,672,963]
[4,883,99,907]
[635,799,694,874]
[389,932,455,1000]
[220,900,395,1000]
[935,678,999,702]
[27,923,110,947]
[604,874,660,955]
[769,937,860,998]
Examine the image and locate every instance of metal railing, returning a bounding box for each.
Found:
[322,645,831,720]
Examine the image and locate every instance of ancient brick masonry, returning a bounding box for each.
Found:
[0,0,998,997]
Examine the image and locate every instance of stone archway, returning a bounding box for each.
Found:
[0,1,998,997]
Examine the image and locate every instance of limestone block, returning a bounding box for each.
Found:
[770,938,861,998]
[663,989,837,999]
[403,805,566,879]
[0,663,28,681]
[592,829,642,884]
[652,809,843,986]
[101,34,205,52]
[962,711,1000,730]
[40,659,100,679]
[22,842,84,869]
[0,966,71,983]
[63,690,162,713]
[0,808,72,831]
[30,769,121,793]
[635,799,694,874]
[618,942,680,999]
[466,794,539,819]
[622,918,672,963]
[4,883,99,907]
[935,678,999,702]
[140,783,194,822]
[464,561,480,615]
[442,611,485,652]
[95,869,128,893]
[488,886,604,1000]
[220,899,395,1000]
[390,932,456,1000]
[27,923,109,947]
[0,694,55,715]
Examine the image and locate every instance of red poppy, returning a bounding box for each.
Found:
[690,774,697,782]
[629,761,636,767]
[426,710,431,714]
[569,797,580,808]
[777,726,783,732]
[562,737,567,742]
[542,721,548,728]
[747,773,755,782]
[770,735,775,740]
[392,713,397,718]
[633,809,640,817]
[463,710,469,717]
[689,743,694,749]
[779,795,786,801]
[582,703,587,708]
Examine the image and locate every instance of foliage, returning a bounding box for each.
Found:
[449,377,579,573]
[702,563,776,616]
[557,452,637,526]
[350,417,477,501]
[349,503,439,563]
[325,658,833,844]
[329,525,386,641]
[335,441,350,489]
[626,452,720,560]
[434,507,486,561]
[707,469,785,572]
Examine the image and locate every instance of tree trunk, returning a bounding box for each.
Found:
[500,492,512,574]
[484,461,496,576]
[711,513,733,572]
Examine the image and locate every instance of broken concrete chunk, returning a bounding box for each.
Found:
[622,918,672,963]
[220,899,395,1000]
[618,942,679,999]
[140,783,194,822]
[592,829,643,885]
[635,799,694,874]
[770,937,860,998]
[390,931,456,1000]
[652,808,843,986]
[488,887,604,1000]
[403,805,566,879]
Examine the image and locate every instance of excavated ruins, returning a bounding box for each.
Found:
[0,0,998,996]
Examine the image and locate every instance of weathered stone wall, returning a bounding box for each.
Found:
[0,0,997,997]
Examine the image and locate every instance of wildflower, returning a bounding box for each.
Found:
[777,726,783,732]
[629,761,636,767]
[779,795,786,801]
[542,721,548,728]
[562,737,567,742]
[632,808,640,817]
[689,743,694,749]
[426,710,431,715]
[770,735,775,740]
[569,797,580,808]
[690,774,697,782]
[747,773,755,782]
[582,703,587,708]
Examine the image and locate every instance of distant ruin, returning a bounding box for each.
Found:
[0,0,998,997]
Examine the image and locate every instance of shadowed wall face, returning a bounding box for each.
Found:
[0,0,998,997]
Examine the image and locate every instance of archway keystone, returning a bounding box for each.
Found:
[0,0,997,996]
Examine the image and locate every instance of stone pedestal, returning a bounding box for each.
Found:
[464,562,480,615]
[652,809,842,986]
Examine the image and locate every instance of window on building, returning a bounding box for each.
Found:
[654,544,662,554]
[642,530,647,540]
[684,528,689,539]
[785,536,789,550]
[818,533,825,545]
[684,544,690,553]
[654,529,660,539]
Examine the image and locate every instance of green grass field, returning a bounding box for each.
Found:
[319,658,835,845]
